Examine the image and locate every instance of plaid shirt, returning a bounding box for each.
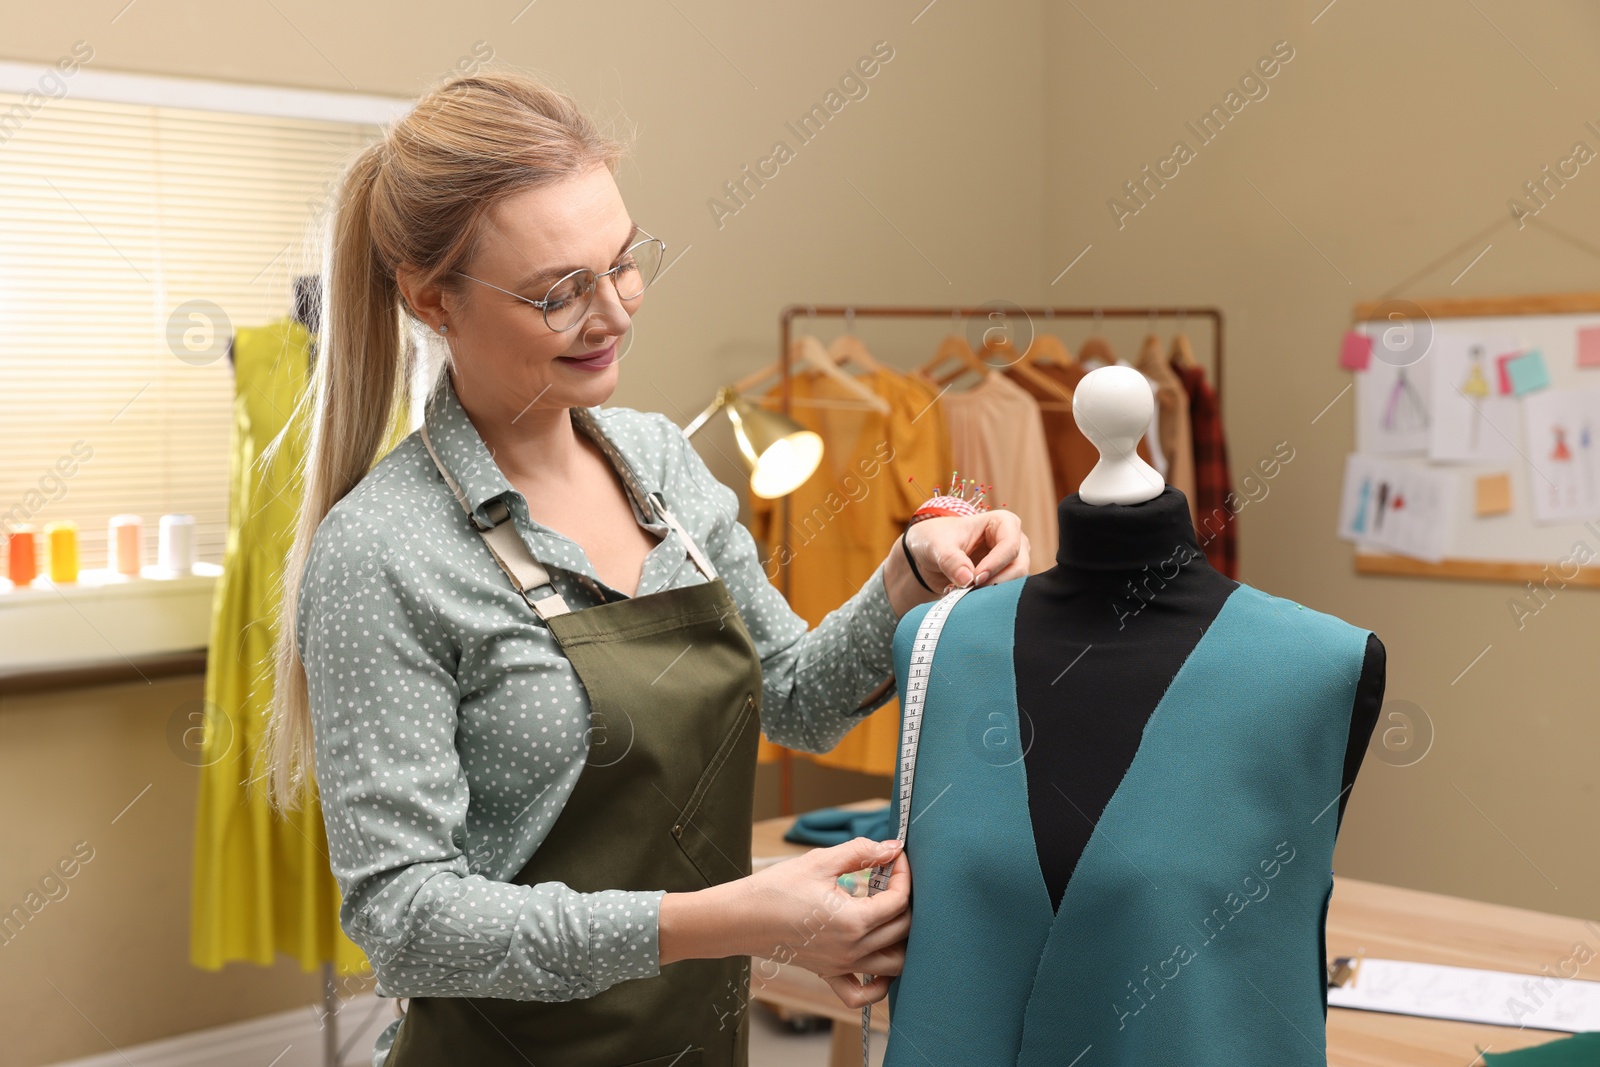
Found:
[1173,359,1238,579]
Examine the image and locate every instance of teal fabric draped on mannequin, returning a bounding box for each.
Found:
[885,576,1371,1066]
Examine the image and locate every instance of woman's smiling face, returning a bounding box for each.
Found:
[405,162,645,426]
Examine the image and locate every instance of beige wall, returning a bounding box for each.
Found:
[1035,1,1600,921]
[1,1,1042,1063]
[3,1,1599,1064]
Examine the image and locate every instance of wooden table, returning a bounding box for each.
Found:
[749,799,1600,1067]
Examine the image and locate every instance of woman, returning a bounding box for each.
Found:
[263,70,1028,1067]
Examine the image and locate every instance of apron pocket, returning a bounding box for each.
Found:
[617,1049,703,1066]
[671,691,758,887]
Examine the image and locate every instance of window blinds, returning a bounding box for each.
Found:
[0,94,378,568]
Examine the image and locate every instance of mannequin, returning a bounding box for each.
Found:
[882,366,1385,1066]
[225,274,320,369]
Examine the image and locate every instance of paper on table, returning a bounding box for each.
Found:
[1327,958,1600,1033]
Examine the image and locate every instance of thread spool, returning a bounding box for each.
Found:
[45,520,80,583]
[158,514,197,575]
[109,514,143,577]
[7,528,38,587]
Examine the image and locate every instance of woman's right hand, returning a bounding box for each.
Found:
[660,836,912,1009]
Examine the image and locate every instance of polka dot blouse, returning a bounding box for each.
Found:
[296,372,903,1054]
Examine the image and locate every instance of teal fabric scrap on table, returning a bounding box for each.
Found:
[782,803,894,846]
[1483,1032,1600,1065]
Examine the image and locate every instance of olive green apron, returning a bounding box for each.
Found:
[386,425,763,1067]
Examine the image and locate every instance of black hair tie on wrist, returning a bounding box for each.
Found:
[901,531,936,593]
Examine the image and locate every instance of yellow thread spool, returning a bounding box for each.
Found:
[45,520,80,583]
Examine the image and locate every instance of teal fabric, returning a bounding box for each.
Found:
[1483,1032,1600,1065]
[886,579,1371,1066]
[781,803,894,846]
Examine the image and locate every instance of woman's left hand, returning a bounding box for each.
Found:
[884,509,1030,616]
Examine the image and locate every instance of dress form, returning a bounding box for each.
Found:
[1019,365,1385,911]
[882,367,1388,1065]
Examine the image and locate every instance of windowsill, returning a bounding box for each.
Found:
[0,564,221,674]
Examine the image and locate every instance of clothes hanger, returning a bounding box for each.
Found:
[917,331,992,389]
[826,308,888,375]
[734,330,891,413]
[1077,307,1116,370]
[1021,333,1075,371]
[1170,310,1200,372]
[980,335,1071,408]
[1134,330,1168,376]
[1077,336,1117,371]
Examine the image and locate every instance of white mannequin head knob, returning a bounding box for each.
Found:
[1073,365,1164,505]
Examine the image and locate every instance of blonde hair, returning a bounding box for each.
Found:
[260,70,628,813]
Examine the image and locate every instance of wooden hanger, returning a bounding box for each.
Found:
[1134,332,1167,376]
[1077,336,1118,370]
[1170,331,1199,371]
[734,333,890,413]
[827,331,888,375]
[1021,333,1075,371]
[917,334,992,388]
[980,336,1072,409]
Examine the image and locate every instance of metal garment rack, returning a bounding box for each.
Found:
[766,303,1224,813]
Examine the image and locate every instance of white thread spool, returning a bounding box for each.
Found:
[157,514,196,575]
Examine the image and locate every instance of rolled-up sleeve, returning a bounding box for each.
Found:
[297,509,663,1000]
[658,415,905,755]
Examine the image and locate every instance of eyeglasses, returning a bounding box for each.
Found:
[454,231,666,332]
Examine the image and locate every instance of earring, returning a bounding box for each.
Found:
[438,323,449,335]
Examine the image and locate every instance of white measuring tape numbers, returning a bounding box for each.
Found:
[860,584,972,1067]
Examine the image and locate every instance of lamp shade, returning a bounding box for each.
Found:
[723,392,823,499]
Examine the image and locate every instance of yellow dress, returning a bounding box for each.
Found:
[189,317,405,974]
[748,366,953,777]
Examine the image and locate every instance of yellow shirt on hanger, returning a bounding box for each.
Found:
[748,363,953,778]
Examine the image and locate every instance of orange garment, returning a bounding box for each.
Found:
[1008,338,1156,501]
[748,365,953,777]
[927,370,1059,573]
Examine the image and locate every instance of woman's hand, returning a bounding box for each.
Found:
[660,837,911,1009]
[882,509,1030,617]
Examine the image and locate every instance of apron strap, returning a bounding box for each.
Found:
[420,422,573,620]
[649,493,719,582]
[419,420,718,620]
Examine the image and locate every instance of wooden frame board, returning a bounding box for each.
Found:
[1350,291,1600,586]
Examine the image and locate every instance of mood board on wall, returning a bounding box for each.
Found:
[1336,291,1600,587]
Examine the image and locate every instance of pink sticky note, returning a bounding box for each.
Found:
[1495,350,1520,395]
[1579,326,1600,369]
[1339,330,1372,371]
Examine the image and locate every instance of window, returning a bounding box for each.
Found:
[0,84,384,570]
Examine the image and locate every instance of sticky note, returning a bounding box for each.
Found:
[1495,351,1518,395]
[1339,330,1372,371]
[1579,326,1600,369]
[1474,472,1512,516]
[1506,349,1550,396]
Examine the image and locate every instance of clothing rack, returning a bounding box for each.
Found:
[765,303,1224,813]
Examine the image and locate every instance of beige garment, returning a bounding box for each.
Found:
[927,369,1059,573]
[1136,333,1198,528]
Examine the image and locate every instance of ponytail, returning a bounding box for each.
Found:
[259,69,627,813]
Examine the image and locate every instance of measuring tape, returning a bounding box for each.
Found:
[860,584,972,1067]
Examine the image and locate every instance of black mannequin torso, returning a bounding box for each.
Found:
[1013,487,1385,912]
